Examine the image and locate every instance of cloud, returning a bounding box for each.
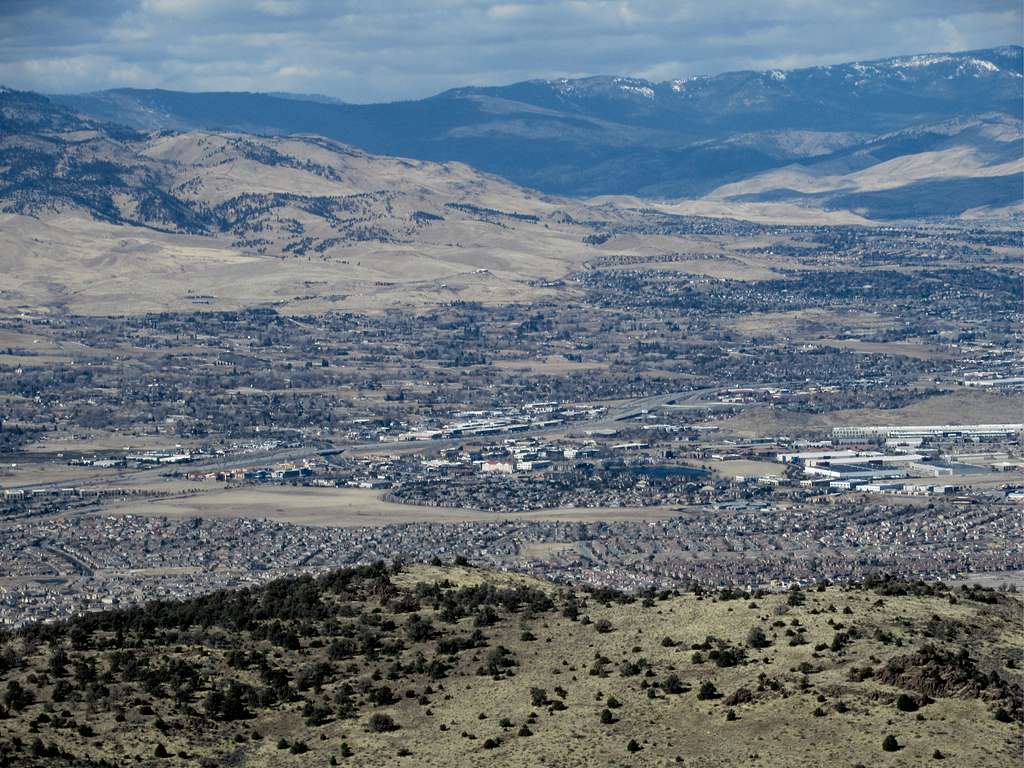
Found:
[0,0,1019,101]
[276,64,321,78]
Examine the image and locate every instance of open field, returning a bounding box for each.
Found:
[706,459,782,479]
[0,213,581,316]
[728,308,902,338]
[101,486,693,527]
[808,338,951,361]
[949,570,1024,590]
[491,356,610,374]
[716,390,1021,438]
[599,256,782,281]
[0,461,126,489]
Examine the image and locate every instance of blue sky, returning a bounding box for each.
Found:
[1,1,1020,101]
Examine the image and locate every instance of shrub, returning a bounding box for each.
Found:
[595,619,613,634]
[847,666,873,682]
[405,615,434,642]
[368,713,398,732]
[697,681,719,700]
[154,743,169,758]
[724,687,753,706]
[3,681,32,712]
[484,646,518,676]
[663,673,686,694]
[882,735,900,752]
[713,647,744,668]
[627,739,642,753]
[895,694,918,712]
[371,686,396,706]
[518,724,532,737]
[51,679,73,703]
[482,738,500,749]
[746,627,769,649]
[600,708,614,724]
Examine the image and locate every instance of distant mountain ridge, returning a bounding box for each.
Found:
[50,46,1023,204]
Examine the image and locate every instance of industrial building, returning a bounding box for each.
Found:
[803,463,907,481]
[832,424,1023,441]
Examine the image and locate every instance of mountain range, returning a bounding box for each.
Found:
[50,46,1024,212]
[0,45,1021,316]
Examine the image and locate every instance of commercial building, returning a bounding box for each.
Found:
[481,459,515,474]
[803,463,907,481]
[832,424,1023,441]
[959,377,1024,389]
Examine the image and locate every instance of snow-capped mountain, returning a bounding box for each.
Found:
[44,45,1024,210]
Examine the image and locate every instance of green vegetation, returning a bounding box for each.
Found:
[0,565,1019,767]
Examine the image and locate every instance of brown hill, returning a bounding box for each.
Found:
[0,91,617,315]
[0,565,1020,767]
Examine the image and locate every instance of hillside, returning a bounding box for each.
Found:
[52,46,1024,204]
[701,114,1024,219]
[0,89,616,314]
[0,564,1020,767]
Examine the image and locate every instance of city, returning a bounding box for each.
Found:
[0,9,1020,766]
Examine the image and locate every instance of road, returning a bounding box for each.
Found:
[605,387,725,421]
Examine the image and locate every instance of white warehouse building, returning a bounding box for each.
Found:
[832,424,1023,441]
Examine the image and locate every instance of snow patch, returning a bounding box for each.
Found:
[890,54,956,68]
[620,84,654,98]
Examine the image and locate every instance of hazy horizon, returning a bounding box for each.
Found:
[1,0,1020,103]
[17,41,1018,105]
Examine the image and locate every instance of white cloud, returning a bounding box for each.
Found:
[255,0,307,17]
[0,0,1018,100]
[277,64,320,78]
[140,0,217,19]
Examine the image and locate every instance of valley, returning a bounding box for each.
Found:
[0,29,1022,768]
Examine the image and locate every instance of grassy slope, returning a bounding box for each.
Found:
[0,565,1020,767]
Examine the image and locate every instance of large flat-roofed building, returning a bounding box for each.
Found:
[803,463,907,480]
[832,424,1023,441]
[776,449,865,463]
[959,377,1024,389]
[815,453,924,466]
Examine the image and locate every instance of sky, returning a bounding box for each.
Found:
[0,1,1020,102]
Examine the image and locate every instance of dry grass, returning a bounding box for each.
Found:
[716,390,1022,438]
[1,566,1019,767]
[101,486,693,527]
